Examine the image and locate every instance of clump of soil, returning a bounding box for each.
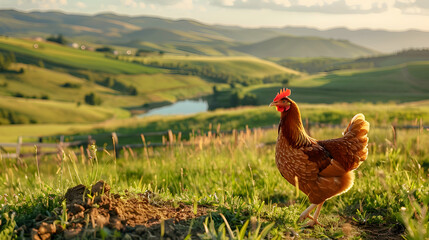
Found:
[28,180,209,239]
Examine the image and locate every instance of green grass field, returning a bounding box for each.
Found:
[1,120,428,239]
[0,95,129,124]
[128,55,300,78]
[0,36,161,74]
[246,61,429,104]
[0,62,214,124]
[1,101,428,143]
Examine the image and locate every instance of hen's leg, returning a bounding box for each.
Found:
[298,204,317,222]
[306,201,325,227]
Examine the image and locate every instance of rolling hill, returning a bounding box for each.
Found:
[273,49,429,74]
[274,26,429,53]
[0,36,305,124]
[138,55,300,77]
[0,9,382,58]
[0,95,127,124]
[246,61,429,104]
[233,36,378,58]
[0,36,161,74]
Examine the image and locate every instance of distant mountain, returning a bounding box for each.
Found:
[2,9,427,57]
[273,27,429,53]
[233,36,377,58]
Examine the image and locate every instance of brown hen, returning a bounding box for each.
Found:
[269,88,369,226]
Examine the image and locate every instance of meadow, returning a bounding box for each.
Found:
[245,61,429,104]
[0,118,428,239]
[1,35,429,239]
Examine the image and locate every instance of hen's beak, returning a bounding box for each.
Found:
[269,101,277,107]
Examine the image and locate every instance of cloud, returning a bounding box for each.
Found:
[207,0,429,15]
[395,0,429,14]
[76,1,86,8]
[120,0,147,8]
[15,0,68,8]
[143,0,184,5]
[173,0,194,9]
[127,0,193,9]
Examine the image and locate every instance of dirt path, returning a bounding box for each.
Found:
[25,181,210,240]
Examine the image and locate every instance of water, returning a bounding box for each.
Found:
[139,99,208,117]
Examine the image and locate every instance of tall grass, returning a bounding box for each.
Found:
[0,124,428,239]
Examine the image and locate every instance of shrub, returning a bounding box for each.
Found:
[84,92,102,106]
[61,82,82,89]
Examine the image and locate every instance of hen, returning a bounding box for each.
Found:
[269,88,369,226]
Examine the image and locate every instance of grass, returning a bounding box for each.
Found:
[247,61,429,104]
[114,72,213,102]
[0,63,214,124]
[1,101,428,145]
[0,63,213,106]
[128,55,300,78]
[0,95,129,124]
[0,36,161,74]
[0,120,428,239]
[0,64,116,102]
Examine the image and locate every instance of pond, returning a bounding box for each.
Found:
[139,99,209,117]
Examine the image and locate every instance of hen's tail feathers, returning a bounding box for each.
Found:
[342,113,370,171]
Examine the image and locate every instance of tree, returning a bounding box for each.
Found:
[127,85,138,96]
[46,34,67,45]
[0,52,14,71]
[38,60,44,68]
[230,91,240,107]
[96,46,114,53]
[241,93,258,106]
[135,49,154,56]
[84,92,102,105]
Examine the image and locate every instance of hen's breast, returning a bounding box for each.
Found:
[275,131,354,204]
[275,132,318,188]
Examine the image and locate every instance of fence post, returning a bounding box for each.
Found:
[16,136,22,163]
[87,135,93,145]
[37,136,43,157]
[57,135,65,156]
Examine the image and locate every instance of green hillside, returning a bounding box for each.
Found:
[128,41,243,56]
[135,56,300,78]
[234,36,378,58]
[354,49,429,67]
[274,49,429,74]
[0,36,161,74]
[0,62,213,104]
[246,61,429,104]
[0,10,380,58]
[124,28,228,44]
[0,63,115,102]
[0,95,128,124]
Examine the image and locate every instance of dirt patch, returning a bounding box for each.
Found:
[26,180,209,239]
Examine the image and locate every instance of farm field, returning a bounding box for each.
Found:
[128,55,300,77]
[0,36,161,74]
[245,61,429,104]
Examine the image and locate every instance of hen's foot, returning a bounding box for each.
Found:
[304,219,324,228]
[298,204,318,222]
[298,214,314,222]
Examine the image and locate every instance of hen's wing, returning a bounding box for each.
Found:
[318,114,369,172]
[302,144,332,172]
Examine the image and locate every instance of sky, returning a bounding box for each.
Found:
[1,0,429,31]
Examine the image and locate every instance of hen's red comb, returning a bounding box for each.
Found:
[273,88,291,102]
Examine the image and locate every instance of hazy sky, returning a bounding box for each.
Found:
[2,0,429,31]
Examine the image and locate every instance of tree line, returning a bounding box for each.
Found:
[143,61,295,86]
